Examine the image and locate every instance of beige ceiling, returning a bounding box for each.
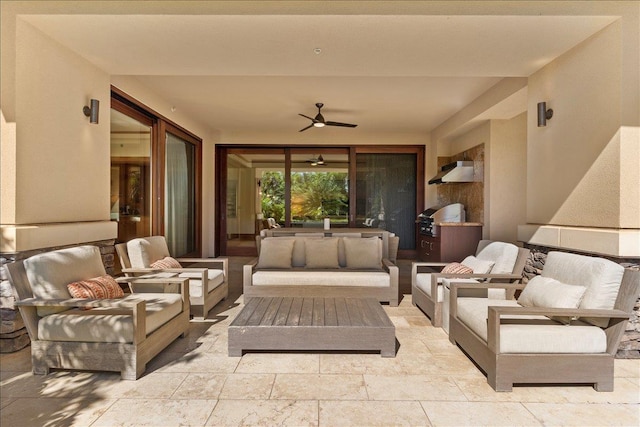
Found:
[20,1,618,141]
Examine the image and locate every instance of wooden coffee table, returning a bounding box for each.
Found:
[228,296,396,357]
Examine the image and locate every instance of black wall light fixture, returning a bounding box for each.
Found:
[83,98,100,124]
[537,102,553,127]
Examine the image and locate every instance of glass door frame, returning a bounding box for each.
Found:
[112,86,203,257]
[216,144,424,258]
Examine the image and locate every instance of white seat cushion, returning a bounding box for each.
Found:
[178,269,225,299]
[38,293,183,343]
[456,298,606,353]
[415,273,443,301]
[252,271,390,287]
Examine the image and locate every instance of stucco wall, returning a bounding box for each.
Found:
[527,21,636,228]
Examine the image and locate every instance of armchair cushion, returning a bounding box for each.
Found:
[456,298,607,353]
[177,269,225,298]
[67,275,124,300]
[38,293,182,343]
[542,252,624,327]
[517,276,587,309]
[24,245,107,317]
[476,241,519,274]
[127,236,171,268]
[151,256,182,269]
[257,238,294,269]
[305,238,340,269]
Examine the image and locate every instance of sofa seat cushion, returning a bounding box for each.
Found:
[178,269,225,299]
[37,293,183,343]
[456,298,606,353]
[252,271,390,287]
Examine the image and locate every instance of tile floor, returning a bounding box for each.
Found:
[1,258,639,426]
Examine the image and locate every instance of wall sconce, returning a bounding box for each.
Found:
[537,102,553,127]
[83,99,100,124]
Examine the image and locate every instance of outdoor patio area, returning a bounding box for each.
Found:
[1,257,639,426]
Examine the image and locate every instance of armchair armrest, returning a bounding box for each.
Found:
[411,262,449,276]
[177,257,229,279]
[243,258,259,290]
[449,282,526,318]
[15,297,144,309]
[486,305,633,353]
[117,277,189,299]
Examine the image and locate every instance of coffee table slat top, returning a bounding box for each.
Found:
[231,297,394,328]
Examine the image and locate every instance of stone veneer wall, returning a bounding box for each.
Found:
[0,239,116,353]
[523,243,640,359]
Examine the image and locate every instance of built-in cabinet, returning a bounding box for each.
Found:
[417,223,482,262]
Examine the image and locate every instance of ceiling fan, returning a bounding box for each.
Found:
[305,154,326,166]
[298,103,358,132]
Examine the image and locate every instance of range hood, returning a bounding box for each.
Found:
[428,161,474,185]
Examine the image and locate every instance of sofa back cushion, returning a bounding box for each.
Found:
[476,241,519,274]
[305,238,340,269]
[24,245,106,316]
[257,238,295,269]
[542,251,624,327]
[343,237,382,269]
[127,236,171,268]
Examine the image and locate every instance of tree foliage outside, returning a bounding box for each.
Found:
[260,170,349,223]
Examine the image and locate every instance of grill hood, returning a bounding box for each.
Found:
[428,161,474,185]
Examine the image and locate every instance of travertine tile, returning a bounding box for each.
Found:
[0,347,32,372]
[365,374,466,401]
[101,372,187,399]
[207,399,318,426]
[420,401,542,426]
[320,400,431,426]
[0,397,15,410]
[218,373,275,399]
[320,353,406,375]
[1,397,116,427]
[615,359,640,378]
[92,398,217,426]
[0,371,119,398]
[271,374,368,400]
[235,353,319,374]
[156,351,240,374]
[388,315,412,328]
[171,373,227,400]
[524,402,640,426]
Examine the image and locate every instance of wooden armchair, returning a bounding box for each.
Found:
[411,240,529,328]
[6,245,190,380]
[448,251,640,391]
[116,236,228,319]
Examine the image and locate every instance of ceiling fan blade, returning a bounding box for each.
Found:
[326,121,358,128]
[299,123,314,132]
[299,113,316,122]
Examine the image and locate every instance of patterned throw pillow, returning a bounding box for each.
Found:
[67,275,124,299]
[150,256,182,269]
[441,262,473,274]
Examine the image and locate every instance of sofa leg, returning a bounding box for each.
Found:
[593,379,614,392]
[389,299,399,307]
[488,373,513,392]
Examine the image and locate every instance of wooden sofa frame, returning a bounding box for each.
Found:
[7,258,190,380]
[116,243,228,319]
[412,240,530,327]
[448,269,640,392]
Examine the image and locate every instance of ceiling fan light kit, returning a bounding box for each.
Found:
[299,103,357,132]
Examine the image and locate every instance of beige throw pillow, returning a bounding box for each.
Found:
[461,255,495,274]
[343,237,382,269]
[305,238,340,269]
[518,275,587,324]
[257,238,295,269]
